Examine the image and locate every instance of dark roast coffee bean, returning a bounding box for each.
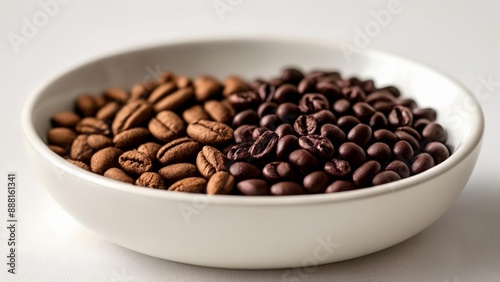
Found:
[257,83,276,101]
[373,129,398,145]
[233,109,260,127]
[51,111,81,129]
[352,102,375,121]
[342,86,366,103]
[229,162,261,180]
[413,107,437,121]
[262,161,296,182]
[385,160,410,178]
[47,127,77,148]
[196,146,227,179]
[352,160,381,187]
[252,127,269,141]
[276,103,301,124]
[333,99,351,115]
[183,105,211,124]
[298,135,335,159]
[366,90,396,104]
[204,100,235,124]
[104,167,134,184]
[425,142,450,164]
[260,114,283,130]
[338,142,366,166]
[378,86,401,97]
[395,130,420,150]
[298,78,316,94]
[186,120,233,146]
[136,172,166,189]
[299,93,330,114]
[276,135,299,159]
[157,137,200,165]
[396,98,417,110]
[158,163,200,185]
[311,110,337,125]
[303,171,329,193]
[337,116,360,133]
[289,149,318,174]
[148,110,185,143]
[422,122,447,143]
[113,128,149,149]
[76,117,111,136]
[316,81,342,101]
[274,84,300,104]
[393,140,414,162]
[257,101,278,118]
[154,87,194,112]
[412,153,435,174]
[112,100,153,135]
[372,170,401,186]
[275,123,295,138]
[194,75,222,102]
[228,91,261,111]
[90,147,123,175]
[237,179,270,195]
[347,124,372,148]
[234,125,257,143]
[388,105,413,127]
[119,150,153,175]
[373,101,395,114]
[294,115,317,135]
[413,118,431,132]
[207,171,234,195]
[223,76,250,97]
[320,124,346,145]
[367,142,391,163]
[325,180,357,193]
[227,142,253,161]
[281,68,304,85]
[271,182,305,195]
[369,112,388,130]
[324,158,351,177]
[168,177,206,193]
[250,131,279,159]
[396,126,422,141]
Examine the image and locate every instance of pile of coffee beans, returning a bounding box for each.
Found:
[46,68,450,195]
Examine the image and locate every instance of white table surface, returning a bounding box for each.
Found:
[1,0,499,281]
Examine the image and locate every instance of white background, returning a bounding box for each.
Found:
[1,0,500,281]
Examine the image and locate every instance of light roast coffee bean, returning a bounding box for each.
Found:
[183,105,211,124]
[157,137,200,165]
[119,150,153,175]
[136,172,166,189]
[51,111,81,128]
[113,127,149,149]
[112,100,153,135]
[196,146,227,179]
[104,167,134,184]
[187,120,234,146]
[90,147,123,175]
[194,75,222,102]
[148,110,184,143]
[207,171,234,195]
[47,127,77,148]
[168,177,206,193]
[137,142,161,162]
[158,163,200,184]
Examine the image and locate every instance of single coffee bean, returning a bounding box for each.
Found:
[234,125,257,143]
[352,102,375,121]
[196,146,227,179]
[385,160,410,178]
[158,163,200,185]
[104,167,134,184]
[275,123,295,138]
[271,182,305,195]
[47,127,77,148]
[412,153,435,174]
[49,145,67,156]
[136,172,166,189]
[366,90,396,104]
[76,117,111,136]
[281,68,304,85]
[325,180,357,193]
[226,142,253,161]
[338,142,366,166]
[175,75,192,89]
[347,124,372,148]
[154,87,194,112]
[257,83,276,101]
[395,130,420,150]
[96,101,121,121]
[157,137,200,165]
[413,107,437,121]
[396,126,422,140]
[422,122,447,143]
[373,101,395,114]
[207,171,235,195]
[194,75,222,102]
[301,171,328,194]
[337,116,360,133]
[204,100,235,124]
[148,110,185,143]
[413,118,431,132]
[393,140,414,162]
[252,127,269,141]
[276,135,299,159]
[311,110,337,126]
[232,109,260,127]
[320,124,346,145]
[104,87,129,103]
[67,159,91,171]
[229,162,261,180]
[369,112,388,129]
[373,129,398,145]
[294,115,317,135]
[130,83,151,100]
[112,100,153,135]
[425,142,450,164]
[299,93,330,114]
[316,81,342,102]
[289,149,318,174]
[147,82,177,104]
[186,120,234,146]
[352,160,381,187]
[113,127,150,149]
[324,158,351,177]
[257,101,278,118]
[372,170,401,186]
[388,105,413,127]
[298,135,335,160]
[378,85,401,97]
[75,94,98,117]
[274,84,300,104]
[90,147,123,175]
[397,98,417,110]
[276,103,301,123]
[183,105,211,124]
[119,150,153,175]
[342,86,366,103]
[85,134,112,151]
[298,77,316,94]
[362,80,376,93]
[259,114,282,130]
[237,179,270,195]
[157,71,175,83]
[168,177,206,193]
[366,142,392,163]
[70,135,93,163]
[137,142,161,162]
[223,76,250,97]
[227,91,261,110]
[262,161,295,182]
[333,99,351,115]
[51,111,81,129]
[250,131,279,159]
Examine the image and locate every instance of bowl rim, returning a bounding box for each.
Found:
[21,35,485,206]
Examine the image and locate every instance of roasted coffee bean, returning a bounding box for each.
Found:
[294,115,317,135]
[324,158,351,177]
[347,124,372,148]
[385,160,410,178]
[397,98,417,110]
[353,160,381,187]
[337,116,360,133]
[325,180,357,193]
[183,105,211,124]
[422,122,447,143]
[137,142,161,162]
[157,137,200,165]
[168,177,206,193]
[148,110,185,143]
[237,179,270,195]
[338,142,366,166]
[51,111,81,128]
[372,170,401,186]
[75,94,98,117]
[228,91,261,110]
[194,75,222,102]
[76,117,110,136]
[227,142,253,161]
[175,75,192,89]
[303,171,329,193]
[373,129,398,145]
[262,161,295,182]
[388,105,413,127]
[158,163,200,184]
[316,81,342,101]
[86,134,112,150]
[393,140,414,162]
[395,130,420,150]
[94,96,106,109]
[274,84,300,104]
[379,86,401,97]
[196,146,227,179]
[113,127,150,149]
[425,142,450,164]
[366,90,396,104]
[112,100,153,135]
[204,100,235,124]
[90,147,123,175]
[234,125,257,143]
[369,112,388,129]
[413,118,431,132]
[412,153,435,174]
[342,86,366,103]
[281,68,304,85]
[257,83,276,101]
[47,127,77,148]
[276,135,299,159]
[333,99,351,115]
[271,182,305,195]
[250,131,279,159]
[148,82,177,104]
[49,145,67,156]
[275,124,294,138]
[298,77,316,94]
[229,162,261,180]
[154,87,194,112]
[413,107,437,121]
[260,114,283,130]
[136,172,166,189]
[104,87,129,103]
[233,109,260,127]
[276,103,301,123]
[252,127,269,140]
[207,171,234,195]
[373,101,395,114]
[96,101,121,120]
[223,76,250,97]
[298,135,334,159]
[70,135,93,163]
[320,124,346,145]
[257,101,278,118]
[289,149,318,174]
[352,102,375,121]
[311,110,337,126]
[366,142,391,163]
[157,71,175,83]
[396,126,421,140]
[104,167,134,184]
[119,150,153,175]
[130,83,151,100]
[67,159,91,171]
[299,93,329,114]
[186,120,233,146]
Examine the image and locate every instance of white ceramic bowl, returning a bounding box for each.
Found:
[22,37,484,269]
